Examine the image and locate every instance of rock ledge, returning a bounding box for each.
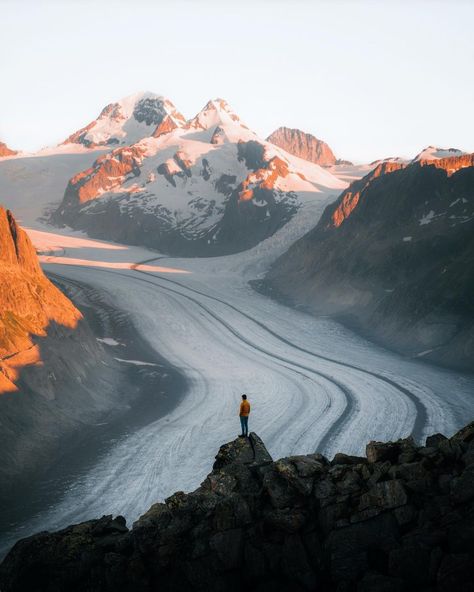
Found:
[1,424,474,591]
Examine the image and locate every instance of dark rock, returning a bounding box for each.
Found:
[451,466,474,504]
[366,441,400,464]
[213,433,272,470]
[447,510,474,553]
[437,553,474,592]
[357,572,404,592]
[462,444,474,468]
[393,504,417,528]
[209,528,243,570]
[389,542,431,585]
[263,507,307,533]
[331,452,367,466]
[282,534,317,590]
[426,433,448,447]
[359,480,408,511]
[451,421,474,444]
[324,513,400,583]
[3,425,474,591]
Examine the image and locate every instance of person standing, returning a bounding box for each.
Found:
[239,394,250,437]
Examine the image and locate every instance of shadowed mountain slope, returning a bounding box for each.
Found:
[265,154,474,371]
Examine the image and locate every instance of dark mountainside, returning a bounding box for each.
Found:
[266,127,338,167]
[265,155,474,372]
[1,423,474,592]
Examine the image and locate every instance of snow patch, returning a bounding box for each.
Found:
[97,337,122,346]
[114,358,157,366]
[419,210,435,225]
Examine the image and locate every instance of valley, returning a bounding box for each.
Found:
[0,92,473,566]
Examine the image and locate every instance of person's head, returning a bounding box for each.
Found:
[242,394,247,400]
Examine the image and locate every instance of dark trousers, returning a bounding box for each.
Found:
[240,416,249,436]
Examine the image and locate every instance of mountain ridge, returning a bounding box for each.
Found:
[265,153,474,371]
[52,97,346,256]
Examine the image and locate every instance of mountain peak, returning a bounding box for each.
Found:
[186,98,242,130]
[266,126,336,166]
[62,92,185,148]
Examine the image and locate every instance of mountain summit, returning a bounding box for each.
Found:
[53,97,345,256]
[62,92,186,148]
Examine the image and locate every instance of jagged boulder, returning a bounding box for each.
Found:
[213,432,272,470]
[2,424,474,591]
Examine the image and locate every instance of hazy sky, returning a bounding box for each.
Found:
[2,0,473,162]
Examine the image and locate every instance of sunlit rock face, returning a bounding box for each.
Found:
[53,98,346,256]
[330,161,405,227]
[0,142,17,157]
[266,154,474,372]
[267,126,337,166]
[0,208,122,496]
[0,207,81,393]
[415,152,474,176]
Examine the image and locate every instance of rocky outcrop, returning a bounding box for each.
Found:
[0,142,17,157]
[0,207,81,391]
[265,155,474,372]
[267,127,336,166]
[56,145,147,209]
[2,423,474,591]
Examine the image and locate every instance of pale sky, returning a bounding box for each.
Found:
[2,0,473,162]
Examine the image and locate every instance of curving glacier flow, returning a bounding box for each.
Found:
[0,145,473,555]
[0,193,470,555]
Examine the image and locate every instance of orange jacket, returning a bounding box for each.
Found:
[239,400,250,417]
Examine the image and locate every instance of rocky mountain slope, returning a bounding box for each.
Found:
[265,152,474,372]
[62,91,186,148]
[266,126,337,166]
[0,207,81,392]
[2,421,474,591]
[0,141,17,157]
[0,207,127,498]
[52,97,346,256]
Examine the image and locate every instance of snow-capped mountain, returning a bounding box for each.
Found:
[266,126,337,166]
[54,97,346,255]
[0,141,18,157]
[412,146,465,162]
[62,92,186,149]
